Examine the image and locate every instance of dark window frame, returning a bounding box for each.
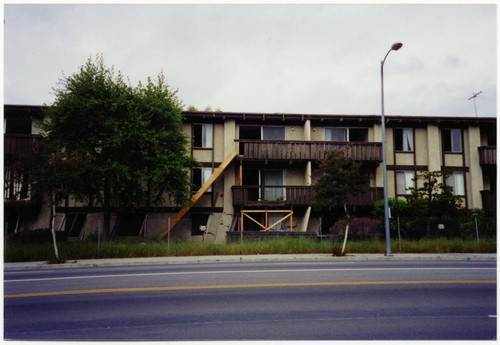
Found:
[394,128,414,152]
[442,128,463,153]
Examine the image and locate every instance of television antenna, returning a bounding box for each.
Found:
[468,91,483,117]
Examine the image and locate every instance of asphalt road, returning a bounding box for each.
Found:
[4,260,497,340]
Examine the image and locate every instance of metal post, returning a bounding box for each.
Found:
[381,59,392,256]
[240,223,243,255]
[397,215,402,253]
[240,211,244,255]
[98,220,101,256]
[5,222,8,252]
[319,216,323,254]
[474,216,480,251]
[380,42,402,256]
[167,217,171,255]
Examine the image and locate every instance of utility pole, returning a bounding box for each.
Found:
[468,91,483,117]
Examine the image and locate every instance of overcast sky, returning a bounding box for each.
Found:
[3,2,497,117]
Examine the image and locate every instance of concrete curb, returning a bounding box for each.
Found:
[4,253,496,270]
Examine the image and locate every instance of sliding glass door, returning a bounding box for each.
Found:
[261,170,285,201]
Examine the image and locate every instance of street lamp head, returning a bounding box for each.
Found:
[391,42,403,51]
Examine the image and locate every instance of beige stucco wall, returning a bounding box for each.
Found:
[395,153,414,166]
[286,125,304,140]
[222,120,236,211]
[466,126,483,208]
[426,124,442,171]
[444,154,464,167]
[304,120,311,141]
[310,126,323,141]
[213,124,226,162]
[286,168,306,185]
[385,128,394,166]
[414,128,428,166]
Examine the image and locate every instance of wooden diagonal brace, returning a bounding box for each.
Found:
[158,150,238,239]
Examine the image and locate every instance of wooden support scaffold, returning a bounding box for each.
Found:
[238,209,294,232]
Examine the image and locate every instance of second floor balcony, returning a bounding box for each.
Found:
[232,185,384,208]
[4,134,40,157]
[480,190,496,210]
[237,140,382,163]
[478,146,496,166]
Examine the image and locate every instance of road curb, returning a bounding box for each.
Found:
[4,253,496,270]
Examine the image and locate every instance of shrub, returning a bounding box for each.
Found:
[8,229,67,244]
[459,209,497,239]
[330,217,381,240]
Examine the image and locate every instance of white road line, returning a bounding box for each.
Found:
[4,267,496,283]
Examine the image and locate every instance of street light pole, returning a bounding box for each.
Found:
[380,42,403,256]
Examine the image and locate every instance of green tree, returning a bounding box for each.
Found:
[312,149,368,254]
[41,55,196,238]
[405,170,464,237]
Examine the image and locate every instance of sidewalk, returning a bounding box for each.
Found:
[4,252,497,270]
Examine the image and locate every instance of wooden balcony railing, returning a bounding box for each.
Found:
[232,185,383,207]
[481,190,496,210]
[4,134,40,156]
[237,140,382,162]
[478,146,496,166]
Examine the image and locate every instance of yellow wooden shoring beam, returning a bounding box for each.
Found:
[158,150,238,239]
[266,212,293,232]
[239,210,294,232]
[243,212,267,230]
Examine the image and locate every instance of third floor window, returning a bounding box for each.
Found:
[323,128,368,142]
[442,128,462,153]
[324,128,347,142]
[262,126,285,140]
[394,128,414,152]
[193,123,213,148]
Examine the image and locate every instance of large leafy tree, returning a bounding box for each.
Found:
[41,55,196,238]
[312,149,368,254]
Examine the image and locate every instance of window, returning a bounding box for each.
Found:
[324,128,368,142]
[446,171,465,196]
[4,168,29,200]
[324,128,348,142]
[193,167,213,192]
[193,124,213,148]
[396,170,415,195]
[349,128,368,142]
[262,126,285,140]
[191,213,209,236]
[395,128,414,151]
[261,169,285,201]
[4,117,32,134]
[65,213,87,238]
[443,129,462,153]
[113,213,146,237]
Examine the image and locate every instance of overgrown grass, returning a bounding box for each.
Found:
[4,236,496,263]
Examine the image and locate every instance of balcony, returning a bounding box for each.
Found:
[478,146,496,166]
[237,140,382,162]
[232,185,383,207]
[481,190,496,210]
[4,134,40,157]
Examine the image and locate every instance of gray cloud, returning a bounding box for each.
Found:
[3,3,496,117]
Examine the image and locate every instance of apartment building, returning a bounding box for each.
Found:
[3,105,497,242]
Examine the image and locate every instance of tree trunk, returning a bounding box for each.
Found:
[341,203,351,255]
[341,222,350,255]
[426,217,431,237]
[103,176,111,239]
[50,190,59,260]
